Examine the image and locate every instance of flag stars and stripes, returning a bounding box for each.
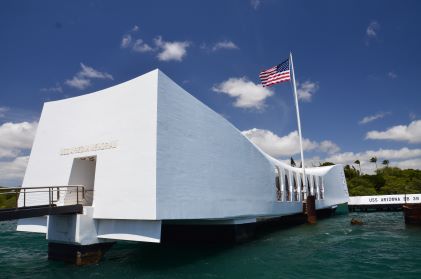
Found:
[259,59,291,87]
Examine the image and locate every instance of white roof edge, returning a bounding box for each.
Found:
[44,68,161,105]
[262,151,341,174]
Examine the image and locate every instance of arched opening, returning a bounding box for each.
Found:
[301,176,305,201]
[313,176,318,199]
[285,174,290,201]
[275,167,282,201]
[307,176,311,196]
[319,176,324,199]
[67,156,96,206]
[293,173,298,201]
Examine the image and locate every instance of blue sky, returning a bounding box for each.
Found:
[1,0,421,185]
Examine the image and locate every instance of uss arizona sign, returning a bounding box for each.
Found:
[349,194,421,205]
[60,141,118,155]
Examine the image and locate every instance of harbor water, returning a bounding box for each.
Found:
[1,208,421,279]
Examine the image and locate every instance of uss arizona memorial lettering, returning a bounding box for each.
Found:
[368,196,420,203]
[60,141,118,155]
[349,194,421,205]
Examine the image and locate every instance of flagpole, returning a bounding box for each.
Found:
[289,52,308,196]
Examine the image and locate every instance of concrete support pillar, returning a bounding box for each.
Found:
[48,242,115,265]
[46,206,114,265]
[306,195,317,224]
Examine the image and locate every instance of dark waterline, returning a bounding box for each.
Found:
[1,209,421,279]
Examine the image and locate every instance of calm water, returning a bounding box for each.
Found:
[1,209,421,279]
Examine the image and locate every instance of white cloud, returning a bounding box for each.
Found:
[366,120,421,143]
[0,107,9,118]
[388,71,397,79]
[132,25,139,32]
[250,0,261,10]
[324,152,360,165]
[409,112,417,120]
[212,40,239,51]
[212,77,273,109]
[319,140,341,154]
[78,63,113,80]
[120,28,189,62]
[121,26,140,48]
[297,81,318,102]
[132,39,153,53]
[65,63,113,90]
[242,128,340,157]
[65,76,91,90]
[366,20,380,38]
[327,147,421,163]
[121,34,132,48]
[0,122,38,152]
[359,112,388,124]
[0,121,37,185]
[0,156,29,185]
[40,83,63,93]
[326,152,379,174]
[0,147,20,159]
[367,148,421,160]
[394,158,421,170]
[324,147,421,174]
[154,36,190,62]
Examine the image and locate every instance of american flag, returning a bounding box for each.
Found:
[259,58,291,87]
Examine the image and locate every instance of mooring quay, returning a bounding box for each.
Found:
[349,194,421,211]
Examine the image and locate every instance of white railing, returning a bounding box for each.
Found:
[275,166,325,202]
[0,185,86,209]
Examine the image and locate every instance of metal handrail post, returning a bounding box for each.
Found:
[15,189,18,208]
[49,187,51,206]
[0,185,90,208]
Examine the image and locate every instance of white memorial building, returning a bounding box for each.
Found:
[16,69,349,261]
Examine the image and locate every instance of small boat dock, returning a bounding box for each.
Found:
[348,194,421,212]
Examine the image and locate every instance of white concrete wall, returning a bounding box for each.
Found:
[47,207,105,245]
[97,219,161,243]
[156,71,278,220]
[16,216,47,234]
[18,70,159,228]
[317,165,349,207]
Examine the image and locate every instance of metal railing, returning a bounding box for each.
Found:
[0,185,85,209]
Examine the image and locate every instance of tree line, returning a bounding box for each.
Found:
[319,160,421,196]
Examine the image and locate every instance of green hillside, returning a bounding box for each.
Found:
[0,187,18,209]
[343,166,421,196]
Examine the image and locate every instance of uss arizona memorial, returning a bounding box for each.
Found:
[16,69,349,261]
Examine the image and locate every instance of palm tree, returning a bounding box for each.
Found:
[382,159,389,168]
[290,157,296,167]
[354,159,361,174]
[370,157,378,170]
